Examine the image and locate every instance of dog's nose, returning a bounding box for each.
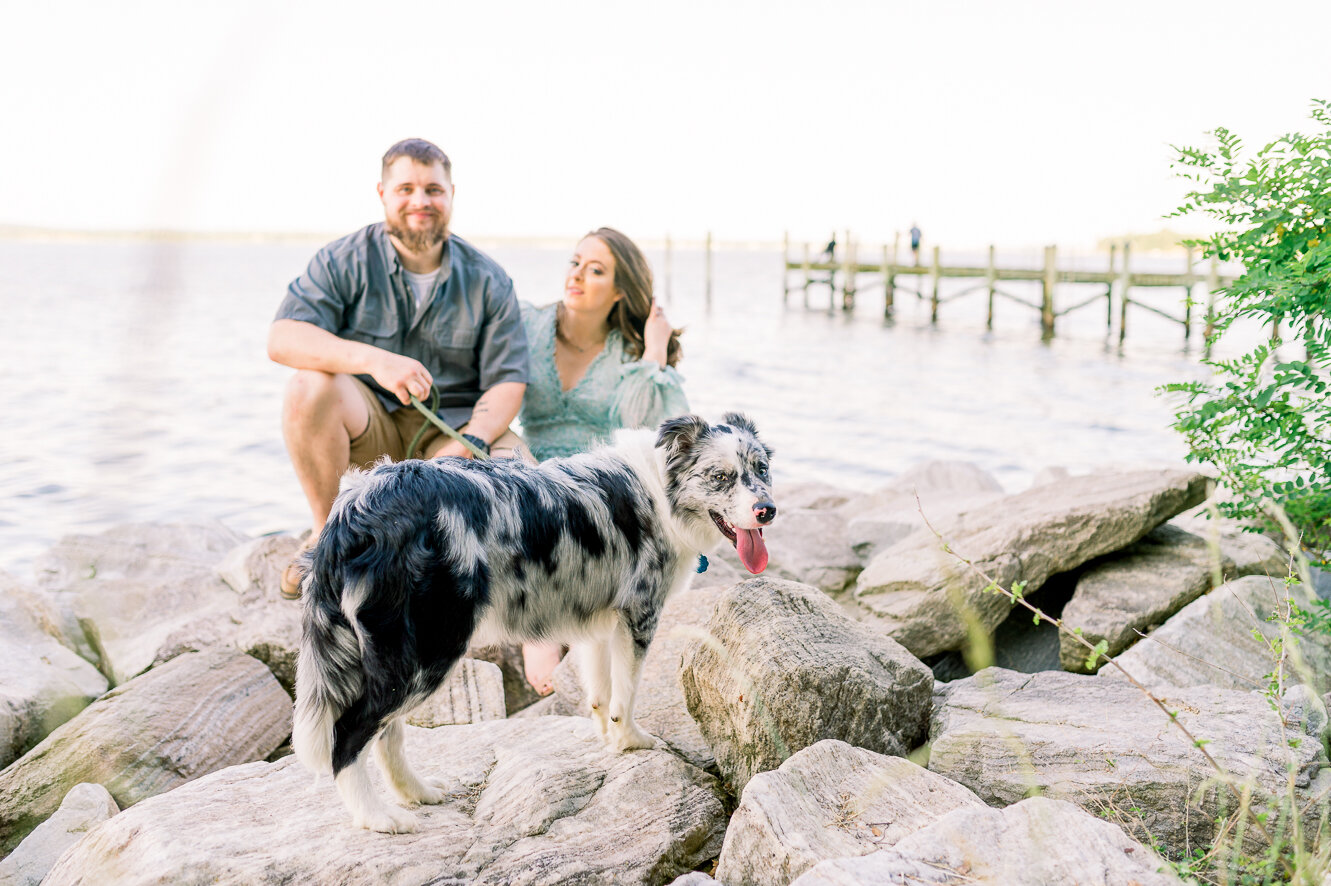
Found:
[753,501,777,525]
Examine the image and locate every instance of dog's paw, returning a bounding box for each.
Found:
[394,776,447,806]
[385,771,447,808]
[415,777,448,805]
[610,723,656,752]
[355,806,419,834]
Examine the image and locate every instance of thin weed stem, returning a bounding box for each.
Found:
[913,492,1285,863]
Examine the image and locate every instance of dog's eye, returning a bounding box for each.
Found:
[754,462,769,476]
[709,469,732,484]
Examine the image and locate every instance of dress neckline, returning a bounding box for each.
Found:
[548,303,618,395]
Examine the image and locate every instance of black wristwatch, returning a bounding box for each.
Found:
[460,433,490,456]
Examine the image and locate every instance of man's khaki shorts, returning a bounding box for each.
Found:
[347,378,530,466]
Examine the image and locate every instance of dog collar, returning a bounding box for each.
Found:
[696,555,708,573]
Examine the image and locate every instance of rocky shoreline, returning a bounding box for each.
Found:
[1,462,1325,885]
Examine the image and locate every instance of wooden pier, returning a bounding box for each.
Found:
[781,232,1236,351]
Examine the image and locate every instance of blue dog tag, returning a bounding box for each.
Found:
[696,555,708,573]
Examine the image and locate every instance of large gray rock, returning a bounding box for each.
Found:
[790,796,1182,885]
[668,874,721,886]
[210,532,307,690]
[773,481,867,513]
[407,658,507,727]
[680,577,933,796]
[549,574,738,771]
[719,466,1004,592]
[0,573,108,768]
[0,649,290,856]
[1106,575,1331,694]
[929,667,1331,857]
[44,717,728,886]
[844,461,1006,562]
[1171,507,1289,580]
[885,461,1006,499]
[714,740,984,885]
[1060,523,1232,673]
[855,469,1211,658]
[1312,564,1331,600]
[0,783,118,886]
[34,523,251,685]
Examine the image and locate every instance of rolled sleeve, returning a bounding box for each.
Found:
[611,361,689,429]
[274,246,353,332]
[476,277,530,389]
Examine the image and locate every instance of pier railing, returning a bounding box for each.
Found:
[781,232,1237,353]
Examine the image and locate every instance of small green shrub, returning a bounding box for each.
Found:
[1163,100,1331,562]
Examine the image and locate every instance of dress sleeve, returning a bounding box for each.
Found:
[610,360,690,430]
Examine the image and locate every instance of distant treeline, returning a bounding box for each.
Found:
[1095,229,1203,253]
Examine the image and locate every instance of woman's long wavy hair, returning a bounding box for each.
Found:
[588,227,683,367]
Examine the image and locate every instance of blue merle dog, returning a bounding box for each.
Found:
[292,412,777,832]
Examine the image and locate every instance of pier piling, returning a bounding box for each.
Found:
[985,245,996,331]
[1041,245,1057,339]
[704,231,712,312]
[929,245,941,324]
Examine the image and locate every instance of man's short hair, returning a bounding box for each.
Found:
[381,139,451,180]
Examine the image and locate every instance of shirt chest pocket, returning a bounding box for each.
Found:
[425,320,479,372]
[345,301,401,341]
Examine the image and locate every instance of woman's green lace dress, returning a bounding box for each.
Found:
[518,302,689,462]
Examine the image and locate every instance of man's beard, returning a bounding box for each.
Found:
[388,213,447,254]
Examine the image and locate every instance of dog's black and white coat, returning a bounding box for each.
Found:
[292,412,776,832]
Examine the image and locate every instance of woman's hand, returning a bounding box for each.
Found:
[643,303,672,367]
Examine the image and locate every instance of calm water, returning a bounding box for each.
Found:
[0,236,1234,580]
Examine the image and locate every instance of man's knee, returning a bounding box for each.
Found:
[284,370,341,412]
[283,372,371,446]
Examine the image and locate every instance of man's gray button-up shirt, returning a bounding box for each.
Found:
[275,223,529,428]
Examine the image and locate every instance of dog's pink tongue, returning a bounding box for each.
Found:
[736,528,768,574]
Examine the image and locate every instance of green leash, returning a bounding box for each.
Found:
[406,389,489,460]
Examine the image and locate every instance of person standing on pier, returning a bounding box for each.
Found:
[910,223,922,265]
[267,137,531,601]
[821,233,837,263]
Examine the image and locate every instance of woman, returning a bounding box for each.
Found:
[520,226,687,461]
[518,227,688,693]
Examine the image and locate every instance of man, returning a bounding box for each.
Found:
[269,138,529,599]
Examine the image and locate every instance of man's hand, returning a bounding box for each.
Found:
[643,303,673,367]
[425,382,525,461]
[268,320,431,404]
[369,352,434,406]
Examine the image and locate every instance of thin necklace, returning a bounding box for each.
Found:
[556,304,606,354]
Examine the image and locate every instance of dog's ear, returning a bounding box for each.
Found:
[720,411,773,459]
[721,412,759,436]
[656,414,709,454]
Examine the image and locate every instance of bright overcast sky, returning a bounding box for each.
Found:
[3,0,1328,248]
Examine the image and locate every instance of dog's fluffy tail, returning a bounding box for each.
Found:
[291,546,363,777]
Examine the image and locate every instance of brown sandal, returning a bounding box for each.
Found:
[279,538,316,601]
[279,557,306,600]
